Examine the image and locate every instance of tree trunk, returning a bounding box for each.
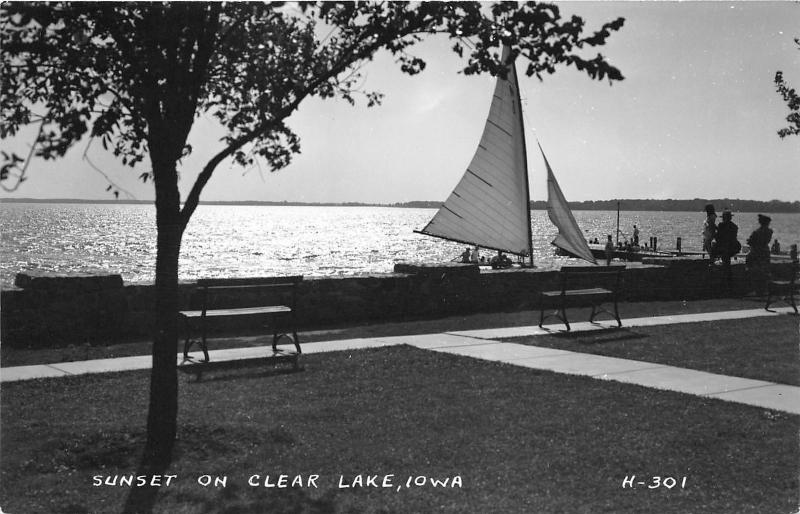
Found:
[144,156,185,464]
[124,220,180,512]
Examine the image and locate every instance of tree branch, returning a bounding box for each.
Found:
[82,137,137,199]
[1,117,44,192]
[180,22,396,225]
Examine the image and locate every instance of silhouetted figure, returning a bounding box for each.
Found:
[490,251,512,269]
[632,225,640,246]
[746,214,773,296]
[604,235,614,266]
[771,239,781,255]
[703,203,717,259]
[713,209,739,282]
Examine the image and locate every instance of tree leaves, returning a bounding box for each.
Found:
[774,38,800,139]
[2,1,626,200]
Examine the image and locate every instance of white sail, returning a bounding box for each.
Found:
[541,144,597,264]
[417,49,532,259]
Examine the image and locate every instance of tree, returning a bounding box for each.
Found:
[774,37,800,138]
[1,2,624,463]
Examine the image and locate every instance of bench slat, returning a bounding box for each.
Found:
[542,288,612,297]
[180,306,291,318]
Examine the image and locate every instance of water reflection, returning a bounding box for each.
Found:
[2,203,798,287]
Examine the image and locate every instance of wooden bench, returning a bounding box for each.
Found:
[765,260,798,314]
[539,265,625,331]
[179,276,303,367]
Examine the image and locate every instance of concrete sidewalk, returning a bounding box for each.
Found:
[2,306,798,415]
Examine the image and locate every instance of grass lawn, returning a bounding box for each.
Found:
[505,315,800,386]
[1,298,769,368]
[1,346,798,513]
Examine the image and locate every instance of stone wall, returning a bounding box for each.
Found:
[3,273,129,348]
[1,259,792,349]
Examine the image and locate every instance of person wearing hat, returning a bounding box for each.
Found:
[702,203,717,259]
[746,214,773,295]
[713,209,740,281]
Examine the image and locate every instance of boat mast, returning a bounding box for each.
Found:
[616,201,620,247]
[510,51,534,267]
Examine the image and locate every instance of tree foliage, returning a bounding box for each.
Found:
[774,37,800,139]
[2,2,624,201]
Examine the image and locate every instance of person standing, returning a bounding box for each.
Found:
[604,235,614,266]
[632,225,640,246]
[471,245,480,263]
[746,214,773,296]
[702,204,717,260]
[714,210,739,282]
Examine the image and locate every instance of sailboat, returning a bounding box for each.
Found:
[415,47,596,266]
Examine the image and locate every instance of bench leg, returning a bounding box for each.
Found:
[560,298,570,331]
[765,282,799,314]
[292,329,301,354]
[270,314,302,354]
[200,316,210,363]
[589,304,605,324]
[182,316,194,360]
[588,302,622,328]
[539,302,545,328]
[182,318,210,362]
[272,333,302,351]
[613,296,622,327]
[539,302,569,330]
[183,320,190,359]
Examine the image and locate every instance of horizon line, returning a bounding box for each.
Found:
[1,197,798,209]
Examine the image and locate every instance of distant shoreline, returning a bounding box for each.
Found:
[1,197,798,213]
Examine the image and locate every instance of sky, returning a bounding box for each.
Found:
[2,1,799,204]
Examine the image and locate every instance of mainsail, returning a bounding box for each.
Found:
[417,46,596,267]
[416,48,533,263]
[541,144,596,264]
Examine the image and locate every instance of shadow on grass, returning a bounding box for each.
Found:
[119,422,335,514]
[560,329,648,345]
[32,430,144,513]
[540,327,648,345]
[179,359,305,383]
[121,450,172,514]
[120,422,291,514]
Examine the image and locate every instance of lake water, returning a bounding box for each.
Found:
[2,203,799,288]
